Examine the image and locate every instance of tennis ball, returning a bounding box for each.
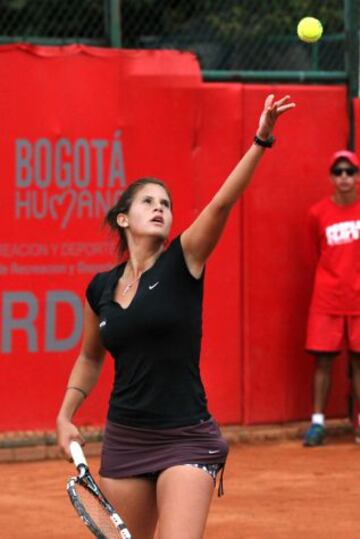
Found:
[297,17,323,43]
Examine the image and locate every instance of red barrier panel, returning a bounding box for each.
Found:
[193,84,244,423]
[241,84,349,423]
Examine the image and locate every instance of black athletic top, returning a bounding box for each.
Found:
[86,236,210,428]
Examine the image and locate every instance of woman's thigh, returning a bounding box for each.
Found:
[100,476,158,539]
[156,465,215,539]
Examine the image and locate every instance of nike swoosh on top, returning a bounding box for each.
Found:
[149,282,159,290]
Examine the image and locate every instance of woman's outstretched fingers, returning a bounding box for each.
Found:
[274,95,291,106]
[276,101,296,115]
[257,94,295,139]
[264,93,275,108]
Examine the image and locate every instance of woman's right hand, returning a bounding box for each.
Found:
[257,94,295,140]
[56,416,85,460]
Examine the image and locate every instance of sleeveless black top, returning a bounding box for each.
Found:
[86,236,210,428]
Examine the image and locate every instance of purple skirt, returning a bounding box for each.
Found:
[100,417,229,487]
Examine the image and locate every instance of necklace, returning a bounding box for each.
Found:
[121,272,142,295]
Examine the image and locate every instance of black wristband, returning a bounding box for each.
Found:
[254,135,275,148]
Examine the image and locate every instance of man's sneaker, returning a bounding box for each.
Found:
[355,427,360,445]
[303,423,325,447]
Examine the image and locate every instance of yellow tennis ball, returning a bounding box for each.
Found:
[297,17,323,43]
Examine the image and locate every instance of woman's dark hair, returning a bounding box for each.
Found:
[105,177,173,255]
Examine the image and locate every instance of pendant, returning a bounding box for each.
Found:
[122,284,132,295]
[121,271,142,296]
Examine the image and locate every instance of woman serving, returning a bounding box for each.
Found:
[56,94,295,539]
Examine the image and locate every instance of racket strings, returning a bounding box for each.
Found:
[75,483,121,538]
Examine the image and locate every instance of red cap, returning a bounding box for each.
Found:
[330,150,359,170]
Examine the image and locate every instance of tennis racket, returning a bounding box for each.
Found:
[67,441,132,539]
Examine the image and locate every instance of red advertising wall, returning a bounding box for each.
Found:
[0,44,351,432]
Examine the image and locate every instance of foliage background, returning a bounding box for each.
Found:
[0,0,354,72]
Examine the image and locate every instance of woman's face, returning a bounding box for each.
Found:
[118,183,173,242]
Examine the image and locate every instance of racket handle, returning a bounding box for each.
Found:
[69,440,88,469]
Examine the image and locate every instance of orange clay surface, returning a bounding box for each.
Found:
[0,437,360,538]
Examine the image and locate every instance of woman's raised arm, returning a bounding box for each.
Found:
[181,94,295,277]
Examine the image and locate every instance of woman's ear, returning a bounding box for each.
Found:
[116,213,128,228]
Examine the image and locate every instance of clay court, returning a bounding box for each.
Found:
[1,435,360,538]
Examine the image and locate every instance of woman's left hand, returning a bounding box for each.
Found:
[257,94,295,140]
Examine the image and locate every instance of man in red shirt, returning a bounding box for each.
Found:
[304,150,360,446]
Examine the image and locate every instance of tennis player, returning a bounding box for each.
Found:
[56,94,295,539]
[304,150,360,447]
